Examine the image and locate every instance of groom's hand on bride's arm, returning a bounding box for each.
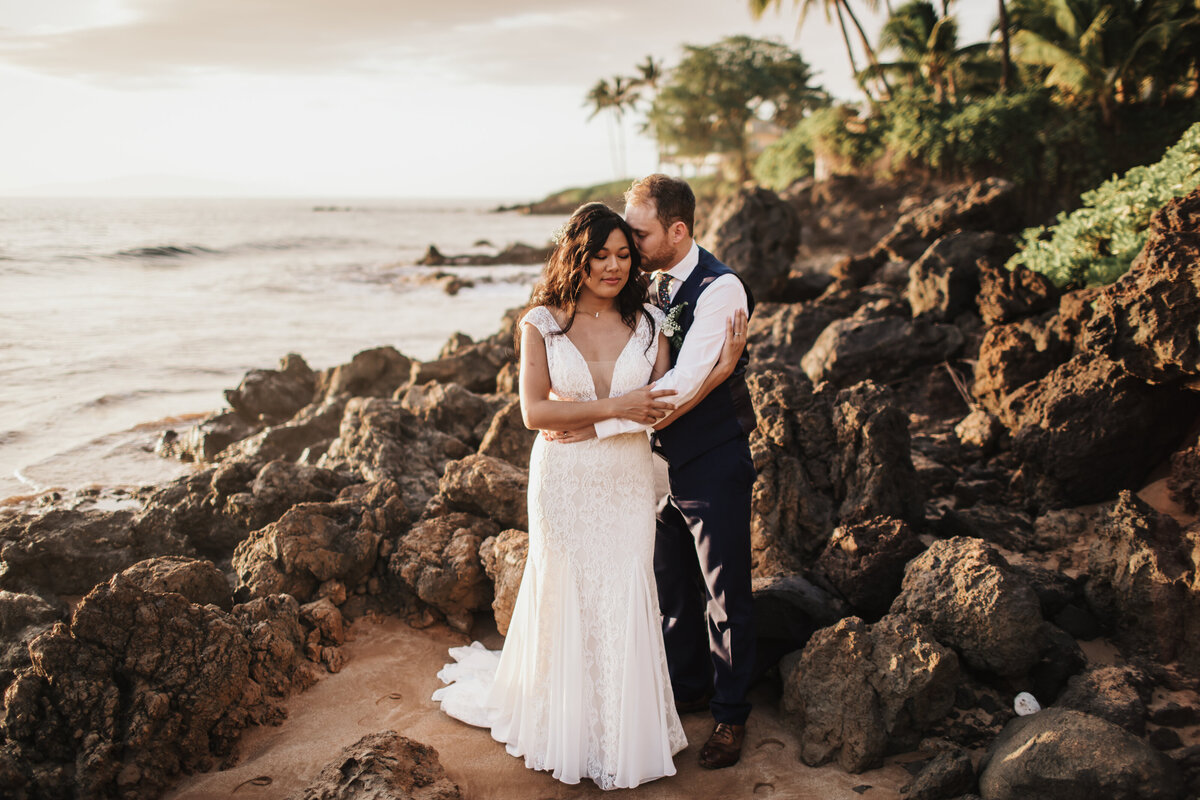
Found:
[609,384,676,425]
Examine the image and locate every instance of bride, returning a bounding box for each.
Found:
[432,202,745,790]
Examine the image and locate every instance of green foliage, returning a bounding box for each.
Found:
[753,105,886,190]
[646,35,827,181]
[1008,120,1200,287]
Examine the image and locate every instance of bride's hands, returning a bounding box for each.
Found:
[607,384,676,424]
[543,426,598,444]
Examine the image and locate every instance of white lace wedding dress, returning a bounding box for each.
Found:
[432,303,687,790]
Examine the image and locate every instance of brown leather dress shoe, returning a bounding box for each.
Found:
[699,722,745,769]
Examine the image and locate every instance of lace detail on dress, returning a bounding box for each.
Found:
[436,303,685,790]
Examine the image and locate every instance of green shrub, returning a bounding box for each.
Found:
[752,105,885,190]
[1007,121,1200,287]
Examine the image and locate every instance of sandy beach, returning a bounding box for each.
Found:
[164,615,917,800]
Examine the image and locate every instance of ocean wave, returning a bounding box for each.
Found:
[113,244,218,259]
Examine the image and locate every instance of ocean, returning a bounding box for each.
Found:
[0,197,566,502]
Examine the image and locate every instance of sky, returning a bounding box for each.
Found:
[0,0,996,200]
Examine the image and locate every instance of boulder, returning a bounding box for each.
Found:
[972,316,1071,417]
[387,512,498,632]
[874,178,1022,262]
[753,573,848,669]
[477,399,536,469]
[746,289,863,368]
[1003,354,1199,505]
[479,529,528,636]
[409,341,509,395]
[434,454,529,532]
[133,460,351,561]
[225,353,317,425]
[232,481,406,603]
[397,381,503,449]
[813,516,925,619]
[781,614,960,773]
[1083,187,1200,387]
[699,186,801,302]
[746,370,837,569]
[934,505,1034,551]
[954,408,1004,454]
[0,591,60,692]
[978,708,1185,800]
[832,381,923,525]
[316,346,413,400]
[1084,491,1200,673]
[890,537,1045,677]
[802,314,964,388]
[1168,432,1200,515]
[907,231,1016,321]
[318,397,471,512]
[160,410,260,463]
[908,748,977,800]
[0,576,295,800]
[976,259,1059,326]
[232,592,318,699]
[1054,665,1151,735]
[220,397,347,464]
[0,509,191,598]
[293,731,462,800]
[117,556,232,611]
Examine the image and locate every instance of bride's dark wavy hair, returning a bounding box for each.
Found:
[517,202,651,352]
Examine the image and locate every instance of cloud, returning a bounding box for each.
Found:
[0,0,749,87]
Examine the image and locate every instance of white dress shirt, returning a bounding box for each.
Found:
[594,241,748,439]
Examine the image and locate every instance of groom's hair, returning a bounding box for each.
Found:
[625,174,695,237]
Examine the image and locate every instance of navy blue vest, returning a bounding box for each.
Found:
[654,247,757,466]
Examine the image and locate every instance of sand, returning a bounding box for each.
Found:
[163,615,915,800]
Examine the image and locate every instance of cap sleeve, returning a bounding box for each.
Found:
[520,306,561,338]
[644,302,666,334]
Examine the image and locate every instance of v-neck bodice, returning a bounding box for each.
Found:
[522,305,665,402]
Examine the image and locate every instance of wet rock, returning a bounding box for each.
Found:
[1054,665,1151,735]
[699,186,801,302]
[409,341,509,395]
[479,528,528,636]
[417,241,549,267]
[908,747,976,800]
[907,231,1016,321]
[978,708,1185,800]
[976,259,1059,326]
[781,614,959,773]
[226,353,317,425]
[813,516,925,619]
[832,381,923,525]
[972,316,1071,417]
[434,454,528,532]
[1003,355,1199,505]
[134,460,351,561]
[0,576,290,800]
[874,178,1022,263]
[316,346,414,400]
[165,410,261,463]
[118,556,232,611]
[477,399,536,469]
[221,397,347,464]
[398,381,503,450]
[293,730,462,800]
[233,481,406,603]
[802,314,963,388]
[747,370,837,569]
[387,512,497,633]
[0,508,191,598]
[1084,491,1200,673]
[1083,188,1200,387]
[890,537,1045,677]
[0,591,61,692]
[318,397,471,512]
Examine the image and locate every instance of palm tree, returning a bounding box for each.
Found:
[585,79,623,178]
[750,0,892,101]
[871,0,990,103]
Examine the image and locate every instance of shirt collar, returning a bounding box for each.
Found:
[663,241,699,284]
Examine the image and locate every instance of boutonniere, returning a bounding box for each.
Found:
[662,302,688,353]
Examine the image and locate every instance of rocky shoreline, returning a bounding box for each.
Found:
[2,178,1199,799]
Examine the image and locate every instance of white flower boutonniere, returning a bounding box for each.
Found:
[662,302,688,354]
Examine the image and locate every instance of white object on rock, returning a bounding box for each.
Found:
[1014,692,1041,716]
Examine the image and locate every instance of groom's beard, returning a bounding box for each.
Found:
[638,242,676,272]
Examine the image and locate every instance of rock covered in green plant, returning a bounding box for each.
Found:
[1007,121,1200,287]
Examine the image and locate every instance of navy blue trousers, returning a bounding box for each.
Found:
[654,436,757,726]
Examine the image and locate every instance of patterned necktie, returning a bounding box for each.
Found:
[655,272,672,309]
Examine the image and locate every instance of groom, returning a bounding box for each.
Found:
[594,174,757,769]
